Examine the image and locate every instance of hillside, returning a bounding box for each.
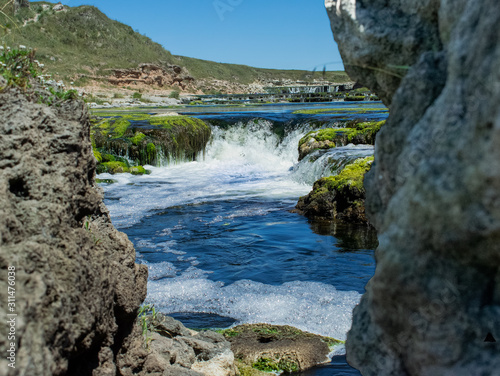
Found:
[0,1,350,93]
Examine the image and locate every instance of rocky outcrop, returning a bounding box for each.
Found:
[298,120,384,161]
[221,324,338,374]
[295,157,373,224]
[0,86,147,375]
[118,313,238,376]
[91,113,211,166]
[326,0,500,374]
[109,64,195,90]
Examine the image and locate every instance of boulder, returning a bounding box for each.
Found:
[222,324,339,374]
[91,113,211,166]
[326,0,500,374]
[0,86,147,375]
[118,313,238,376]
[298,120,384,161]
[295,156,373,223]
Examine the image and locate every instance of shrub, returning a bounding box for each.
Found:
[132,91,142,100]
[169,89,180,99]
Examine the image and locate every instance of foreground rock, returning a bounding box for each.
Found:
[327,0,500,374]
[119,313,238,376]
[222,324,340,374]
[0,86,147,375]
[295,157,374,224]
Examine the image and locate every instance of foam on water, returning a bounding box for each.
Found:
[146,270,360,341]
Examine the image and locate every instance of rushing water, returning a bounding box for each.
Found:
[98,102,387,375]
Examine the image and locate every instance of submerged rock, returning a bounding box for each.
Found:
[221,324,340,374]
[327,0,500,374]
[295,157,374,224]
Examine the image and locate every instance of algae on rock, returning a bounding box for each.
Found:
[220,324,339,374]
[298,120,384,161]
[91,113,212,168]
[295,157,374,224]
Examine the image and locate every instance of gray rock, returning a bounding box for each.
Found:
[0,87,148,375]
[326,0,500,374]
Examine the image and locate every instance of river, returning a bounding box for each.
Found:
[97,101,387,375]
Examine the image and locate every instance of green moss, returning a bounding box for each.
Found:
[324,337,346,348]
[112,118,131,138]
[313,156,374,198]
[93,149,102,163]
[292,107,388,115]
[146,142,156,159]
[252,358,280,372]
[102,154,116,162]
[100,161,129,174]
[299,120,386,150]
[129,166,147,175]
[97,161,148,175]
[131,132,146,145]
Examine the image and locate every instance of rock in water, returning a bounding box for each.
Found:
[0,86,147,374]
[326,0,500,375]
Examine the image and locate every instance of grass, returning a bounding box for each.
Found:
[0,1,351,85]
[0,42,79,105]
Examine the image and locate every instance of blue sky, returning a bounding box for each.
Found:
[55,0,344,71]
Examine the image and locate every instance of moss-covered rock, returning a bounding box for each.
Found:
[298,120,385,160]
[91,113,211,166]
[93,148,102,163]
[220,324,341,374]
[96,161,149,175]
[295,156,374,224]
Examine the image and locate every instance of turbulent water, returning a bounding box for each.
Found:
[98,102,387,375]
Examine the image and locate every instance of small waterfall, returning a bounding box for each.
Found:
[291,145,375,185]
[203,118,374,186]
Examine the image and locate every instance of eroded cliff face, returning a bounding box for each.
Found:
[0,85,148,375]
[326,0,500,375]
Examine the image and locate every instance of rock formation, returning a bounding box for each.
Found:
[221,324,336,374]
[0,83,148,375]
[91,113,211,166]
[326,0,500,374]
[109,64,195,90]
[295,157,373,224]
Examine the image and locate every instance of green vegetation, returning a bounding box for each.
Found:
[252,358,281,373]
[312,157,374,199]
[91,112,211,168]
[0,43,78,105]
[0,1,350,84]
[96,161,148,175]
[293,107,388,115]
[298,120,385,159]
[169,89,180,99]
[137,304,158,349]
[131,132,146,145]
[252,357,298,373]
[132,91,142,100]
[92,149,102,163]
[174,54,350,84]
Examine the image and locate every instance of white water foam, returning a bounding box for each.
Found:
[100,119,314,228]
[146,270,360,341]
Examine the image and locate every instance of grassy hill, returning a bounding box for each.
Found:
[0,1,350,87]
